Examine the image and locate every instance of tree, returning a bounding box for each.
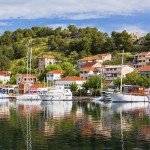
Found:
[60,62,75,76]
[70,83,78,94]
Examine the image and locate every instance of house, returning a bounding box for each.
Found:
[55,76,86,88]
[38,55,61,72]
[103,65,134,81]
[0,71,11,84]
[137,65,150,78]
[16,74,38,85]
[46,70,66,83]
[79,62,102,79]
[133,52,150,68]
[78,53,111,68]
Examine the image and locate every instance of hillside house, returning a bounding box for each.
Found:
[137,65,150,78]
[38,55,61,72]
[55,76,86,89]
[103,65,134,81]
[16,74,38,85]
[0,71,11,84]
[133,52,150,68]
[46,70,66,83]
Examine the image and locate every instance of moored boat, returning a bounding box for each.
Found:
[39,86,72,101]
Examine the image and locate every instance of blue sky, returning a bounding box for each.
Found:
[0,0,150,36]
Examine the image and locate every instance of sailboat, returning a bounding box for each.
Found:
[17,46,41,101]
[109,50,150,102]
[93,68,111,102]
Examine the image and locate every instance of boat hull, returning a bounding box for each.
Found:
[17,94,41,100]
[109,93,149,102]
[39,94,72,101]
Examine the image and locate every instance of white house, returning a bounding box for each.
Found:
[46,70,66,83]
[79,62,102,79]
[78,53,111,68]
[103,65,134,81]
[0,71,11,84]
[55,76,86,89]
[16,74,38,85]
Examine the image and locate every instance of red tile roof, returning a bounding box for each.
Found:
[47,70,66,74]
[82,62,97,68]
[30,83,44,88]
[20,74,37,78]
[58,76,85,81]
[0,71,11,76]
[137,65,150,72]
[80,67,94,72]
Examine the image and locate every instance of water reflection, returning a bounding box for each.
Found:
[0,100,150,150]
[0,99,10,120]
[16,100,42,150]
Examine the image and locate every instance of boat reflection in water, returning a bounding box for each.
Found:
[0,99,10,120]
[16,100,42,150]
[41,101,73,119]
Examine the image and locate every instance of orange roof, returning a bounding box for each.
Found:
[47,70,66,74]
[39,55,56,59]
[58,76,85,81]
[20,74,37,78]
[79,55,102,61]
[30,83,44,88]
[82,62,97,68]
[80,56,92,61]
[80,67,94,72]
[137,65,150,72]
[99,53,109,56]
[0,71,11,76]
[138,52,150,55]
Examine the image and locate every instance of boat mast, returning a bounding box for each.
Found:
[120,50,124,93]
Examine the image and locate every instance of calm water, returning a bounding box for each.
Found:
[0,99,150,150]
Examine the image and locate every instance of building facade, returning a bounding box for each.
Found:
[133,52,150,68]
[38,55,61,72]
[103,65,134,81]
[46,70,66,83]
[55,76,86,89]
[0,71,11,84]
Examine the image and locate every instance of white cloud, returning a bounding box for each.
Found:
[0,0,149,20]
[47,23,68,29]
[0,22,12,26]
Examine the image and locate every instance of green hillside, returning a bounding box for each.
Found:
[0,25,150,77]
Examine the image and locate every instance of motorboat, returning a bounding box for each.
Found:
[39,86,72,101]
[93,91,112,102]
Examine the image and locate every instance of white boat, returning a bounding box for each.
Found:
[109,92,149,102]
[109,50,150,102]
[16,93,41,101]
[0,93,9,99]
[39,86,72,101]
[109,85,150,102]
